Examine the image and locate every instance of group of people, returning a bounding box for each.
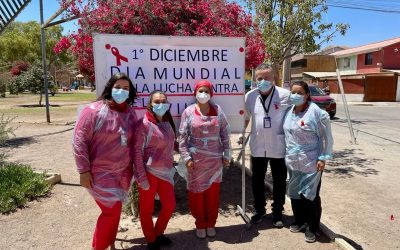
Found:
[72,62,333,250]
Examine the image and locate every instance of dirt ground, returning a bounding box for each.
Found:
[0,92,336,250]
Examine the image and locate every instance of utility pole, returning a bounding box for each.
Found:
[39,0,50,123]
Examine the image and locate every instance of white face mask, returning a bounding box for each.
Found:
[196,92,210,104]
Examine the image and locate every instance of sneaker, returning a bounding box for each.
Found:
[147,241,160,250]
[196,229,206,239]
[290,223,307,233]
[206,227,216,237]
[272,220,284,228]
[156,234,172,246]
[250,211,266,224]
[289,223,307,233]
[305,228,316,243]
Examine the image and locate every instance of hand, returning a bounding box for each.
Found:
[223,158,230,167]
[138,179,150,191]
[80,171,93,188]
[317,160,325,172]
[186,160,194,169]
[237,135,244,145]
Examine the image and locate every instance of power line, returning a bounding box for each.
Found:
[327,4,400,14]
[326,0,400,14]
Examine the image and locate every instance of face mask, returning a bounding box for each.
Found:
[290,93,306,106]
[112,88,129,104]
[196,92,211,104]
[152,103,170,117]
[257,79,272,92]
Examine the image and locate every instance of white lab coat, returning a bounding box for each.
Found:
[244,86,291,158]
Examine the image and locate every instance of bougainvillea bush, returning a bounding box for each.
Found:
[55,0,266,80]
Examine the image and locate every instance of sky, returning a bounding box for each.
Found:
[14,0,400,48]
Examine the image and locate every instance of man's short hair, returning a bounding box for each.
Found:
[255,63,274,75]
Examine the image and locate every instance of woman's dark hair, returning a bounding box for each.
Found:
[147,90,176,136]
[290,81,312,102]
[98,73,137,104]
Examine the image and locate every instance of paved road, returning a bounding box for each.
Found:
[333,103,400,144]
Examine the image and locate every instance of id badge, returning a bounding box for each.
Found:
[120,134,127,146]
[263,117,271,128]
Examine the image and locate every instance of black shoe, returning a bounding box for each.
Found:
[156,234,172,246]
[250,211,266,224]
[305,228,316,243]
[289,222,307,233]
[272,219,284,228]
[147,241,160,250]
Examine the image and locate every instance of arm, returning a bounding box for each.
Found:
[72,106,95,174]
[132,120,150,190]
[317,111,334,161]
[178,109,192,164]
[239,94,252,144]
[218,107,231,161]
[317,110,334,171]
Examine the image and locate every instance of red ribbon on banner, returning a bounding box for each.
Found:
[105,44,128,66]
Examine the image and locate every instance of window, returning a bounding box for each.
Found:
[365,53,373,65]
[343,58,351,68]
[290,59,307,68]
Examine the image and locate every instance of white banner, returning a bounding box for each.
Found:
[93,34,246,132]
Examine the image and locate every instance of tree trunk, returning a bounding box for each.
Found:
[282,50,292,89]
[39,93,43,106]
[272,63,281,86]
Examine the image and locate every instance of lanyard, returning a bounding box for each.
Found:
[259,86,275,116]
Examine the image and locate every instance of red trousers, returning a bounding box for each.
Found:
[188,182,220,229]
[139,173,176,243]
[92,200,122,250]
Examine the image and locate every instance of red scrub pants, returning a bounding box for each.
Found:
[139,173,176,243]
[92,200,122,250]
[188,182,220,229]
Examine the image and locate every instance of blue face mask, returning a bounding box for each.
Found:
[290,93,306,106]
[152,103,170,117]
[257,79,272,92]
[112,88,129,104]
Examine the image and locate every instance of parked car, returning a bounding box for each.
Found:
[308,84,336,119]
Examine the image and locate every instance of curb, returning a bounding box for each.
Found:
[34,171,62,185]
[46,173,62,185]
[233,162,356,250]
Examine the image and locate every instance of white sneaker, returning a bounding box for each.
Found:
[196,229,206,239]
[206,227,216,237]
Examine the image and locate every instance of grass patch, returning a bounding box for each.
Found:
[0,162,50,214]
[0,105,78,115]
[49,92,96,102]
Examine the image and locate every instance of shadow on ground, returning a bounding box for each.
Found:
[121,165,333,249]
[173,165,254,216]
[17,104,61,108]
[116,214,332,250]
[1,128,74,148]
[325,148,381,178]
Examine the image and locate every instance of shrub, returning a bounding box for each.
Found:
[0,114,15,162]
[0,163,50,214]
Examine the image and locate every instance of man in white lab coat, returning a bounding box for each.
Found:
[244,63,291,227]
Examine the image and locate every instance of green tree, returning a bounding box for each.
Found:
[0,21,74,83]
[247,0,348,82]
[0,21,62,64]
[14,61,53,105]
